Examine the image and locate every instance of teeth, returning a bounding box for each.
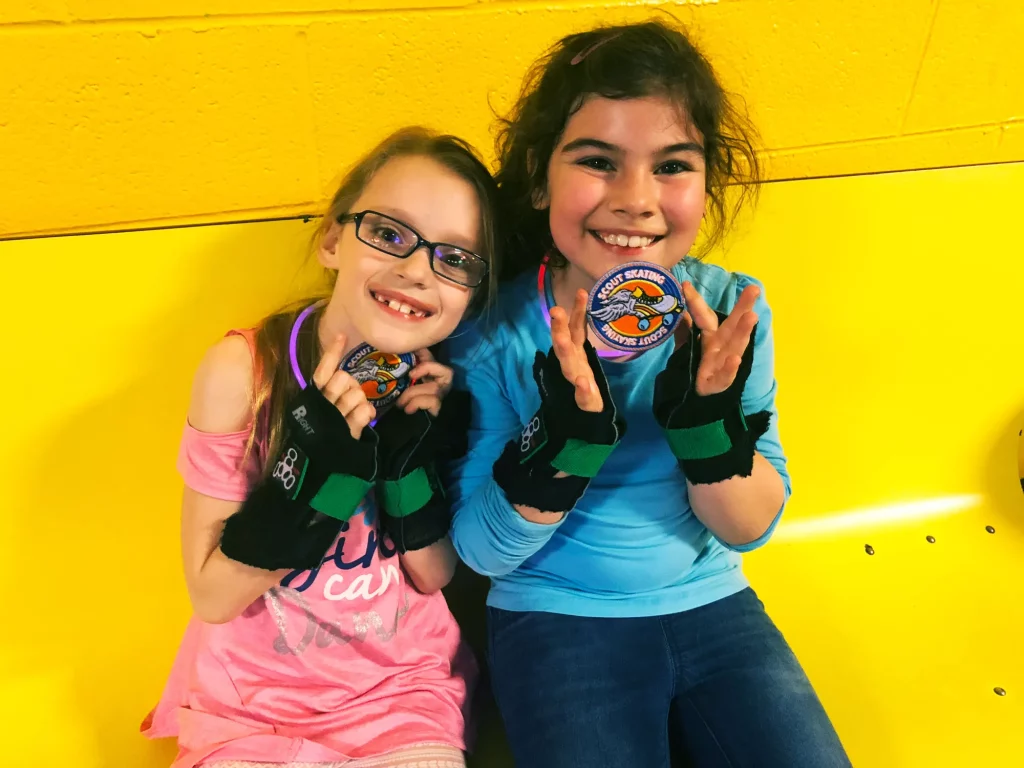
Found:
[372,291,429,318]
[600,232,654,248]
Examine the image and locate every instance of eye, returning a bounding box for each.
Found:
[370,225,407,246]
[577,156,615,172]
[439,249,470,268]
[655,160,695,175]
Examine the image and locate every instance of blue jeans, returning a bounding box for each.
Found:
[487,588,851,768]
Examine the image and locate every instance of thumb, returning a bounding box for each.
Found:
[574,375,603,413]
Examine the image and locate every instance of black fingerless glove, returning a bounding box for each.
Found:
[374,392,471,554]
[220,384,378,571]
[653,312,771,484]
[493,341,626,513]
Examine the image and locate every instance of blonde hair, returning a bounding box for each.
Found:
[245,127,501,468]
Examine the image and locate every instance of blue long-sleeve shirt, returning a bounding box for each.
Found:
[442,257,791,618]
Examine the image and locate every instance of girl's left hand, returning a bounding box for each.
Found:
[677,282,760,396]
[396,348,454,417]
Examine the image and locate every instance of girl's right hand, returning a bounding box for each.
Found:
[312,334,376,439]
[549,288,604,413]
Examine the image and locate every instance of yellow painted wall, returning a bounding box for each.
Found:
[2,0,1023,765]
[0,162,1021,767]
[1,0,1022,238]
[0,221,325,768]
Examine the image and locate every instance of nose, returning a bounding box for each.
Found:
[392,244,435,287]
[609,166,656,219]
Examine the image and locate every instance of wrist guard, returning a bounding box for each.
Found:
[493,341,625,513]
[653,312,770,484]
[374,391,471,553]
[220,383,378,570]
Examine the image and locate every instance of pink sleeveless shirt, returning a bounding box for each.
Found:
[142,329,476,767]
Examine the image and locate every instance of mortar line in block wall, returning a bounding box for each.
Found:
[0,213,317,243]
[768,118,1023,155]
[0,0,712,34]
[756,158,1024,187]
[2,159,1021,243]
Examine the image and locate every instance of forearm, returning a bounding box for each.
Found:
[686,452,785,547]
[451,478,563,577]
[188,547,288,624]
[512,468,574,523]
[514,504,565,524]
[400,537,458,593]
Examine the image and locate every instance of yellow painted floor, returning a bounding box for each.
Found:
[0,162,1020,766]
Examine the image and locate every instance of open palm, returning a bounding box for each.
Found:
[676,282,760,396]
[549,288,604,413]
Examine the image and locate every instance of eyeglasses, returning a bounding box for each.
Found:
[337,210,489,289]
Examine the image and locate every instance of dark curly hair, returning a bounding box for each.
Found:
[494,17,761,279]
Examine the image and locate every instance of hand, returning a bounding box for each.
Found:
[397,347,454,417]
[677,282,760,396]
[312,334,376,439]
[550,288,604,413]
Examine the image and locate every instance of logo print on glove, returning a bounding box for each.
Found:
[519,415,547,460]
[272,447,302,492]
[291,405,314,436]
[587,261,684,352]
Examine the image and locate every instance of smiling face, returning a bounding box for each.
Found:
[318,154,481,354]
[539,95,708,286]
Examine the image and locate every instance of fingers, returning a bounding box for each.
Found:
[407,360,453,394]
[552,291,593,387]
[695,354,743,397]
[550,306,579,382]
[574,372,604,413]
[682,282,758,362]
[692,301,756,396]
[413,347,436,364]
[321,369,360,405]
[334,381,372,419]
[569,289,588,347]
[315,359,377,437]
[321,371,377,434]
[681,283,719,332]
[550,305,571,347]
[718,284,761,335]
[396,380,444,412]
[401,392,443,417]
[312,334,348,389]
[345,401,377,439]
[734,284,761,315]
[715,287,759,361]
[723,310,758,360]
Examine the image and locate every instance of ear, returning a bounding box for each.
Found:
[317,222,342,269]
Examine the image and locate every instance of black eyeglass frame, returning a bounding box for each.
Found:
[337,210,489,289]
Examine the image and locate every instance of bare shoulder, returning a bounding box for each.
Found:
[187,334,255,433]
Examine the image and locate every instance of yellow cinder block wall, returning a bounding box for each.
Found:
[1,1,1022,767]
[6,162,1022,768]
[1,0,1022,238]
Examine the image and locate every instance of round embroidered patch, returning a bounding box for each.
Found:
[340,344,415,412]
[587,261,685,352]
